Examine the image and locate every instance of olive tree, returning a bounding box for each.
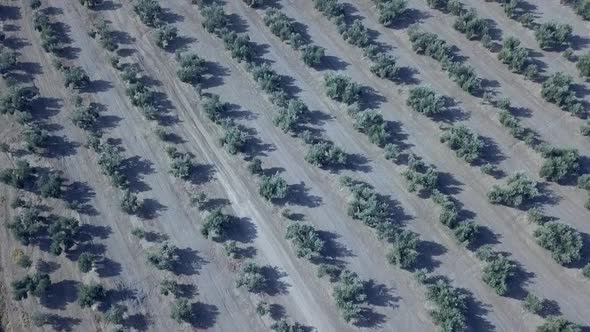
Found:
[370,53,399,80]
[301,45,325,67]
[171,299,193,323]
[406,86,445,116]
[453,8,489,40]
[487,172,539,207]
[440,125,484,163]
[539,147,579,182]
[263,9,304,48]
[201,208,234,240]
[259,174,288,201]
[576,51,590,78]
[64,66,91,89]
[11,273,51,300]
[78,283,106,308]
[236,261,268,292]
[534,222,582,265]
[154,24,178,49]
[48,216,80,255]
[285,223,325,259]
[146,242,179,271]
[373,0,408,26]
[0,46,18,74]
[386,230,419,269]
[324,73,362,105]
[6,208,43,246]
[177,52,206,84]
[333,270,367,323]
[498,37,533,73]
[426,279,468,332]
[535,22,573,49]
[537,316,581,332]
[305,141,347,168]
[133,0,163,27]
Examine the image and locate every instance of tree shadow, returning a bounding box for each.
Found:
[227,216,257,244]
[285,181,323,208]
[40,134,80,158]
[462,289,496,332]
[126,313,152,331]
[0,5,20,20]
[364,280,399,308]
[227,13,249,34]
[139,198,168,220]
[174,247,208,276]
[387,8,430,30]
[260,265,289,296]
[79,224,112,240]
[361,86,386,110]
[89,255,121,278]
[318,54,350,71]
[186,163,216,186]
[82,79,113,93]
[190,302,219,329]
[166,35,197,53]
[317,230,355,259]
[93,0,123,11]
[36,260,61,274]
[201,61,230,89]
[269,303,286,320]
[43,314,82,332]
[200,197,231,211]
[42,279,80,310]
[413,240,447,272]
[121,155,155,193]
[353,307,387,328]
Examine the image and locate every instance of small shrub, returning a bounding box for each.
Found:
[133,0,163,27]
[523,293,545,315]
[535,22,572,50]
[263,9,304,49]
[201,208,234,240]
[154,24,178,49]
[78,253,97,273]
[453,8,489,40]
[440,125,484,163]
[333,270,367,323]
[11,273,51,300]
[177,52,206,84]
[537,316,581,332]
[370,53,399,80]
[170,299,192,323]
[160,279,181,297]
[120,189,141,214]
[220,123,248,154]
[577,51,590,78]
[201,94,227,123]
[147,242,179,271]
[64,66,90,89]
[305,141,347,167]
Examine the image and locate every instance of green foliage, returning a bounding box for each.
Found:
[0,46,17,74]
[305,141,347,167]
[71,99,99,130]
[6,208,43,246]
[577,174,590,190]
[221,30,254,63]
[534,223,582,265]
[370,53,399,80]
[537,316,581,332]
[11,273,51,300]
[147,242,179,271]
[498,110,527,139]
[91,19,118,51]
[313,0,345,20]
[271,320,305,332]
[343,180,390,228]
[236,261,267,292]
[38,172,62,198]
[317,263,342,282]
[78,252,97,273]
[386,230,419,269]
[23,123,49,152]
[402,165,439,195]
[77,283,105,308]
[264,9,304,48]
[481,254,516,296]
[352,110,390,146]
[171,299,192,323]
[541,72,582,114]
[243,0,264,7]
[523,293,545,315]
[201,94,227,123]
[535,22,572,49]
[407,86,445,116]
[201,208,234,240]
[166,147,193,180]
[105,304,127,325]
[301,45,325,67]
[160,279,181,297]
[177,52,206,84]
[425,279,468,332]
[333,270,367,323]
[154,24,178,49]
[408,28,454,62]
[0,160,34,189]
[539,147,579,182]
[341,20,370,48]
[133,0,163,27]
[498,37,533,73]
[30,0,42,9]
[79,0,101,8]
[201,4,228,34]
[220,123,248,154]
[487,172,539,207]
[440,125,484,163]
[426,0,449,10]
[446,62,481,94]
[324,73,362,105]
[97,142,127,187]
[453,9,489,40]
[583,263,590,278]
[285,223,325,259]
[273,99,308,133]
[0,85,38,115]
[250,63,282,93]
[453,221,479,245]
[33,13,61,53]
[248,158,264,175]
[577,51,590,78]
[374,0,408,26]
[48,216,79,255]
[259,174,288,201]
[120,189,141,214]
[64,66,91,89]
